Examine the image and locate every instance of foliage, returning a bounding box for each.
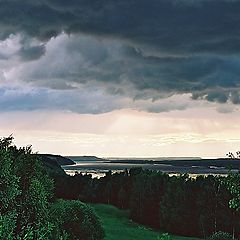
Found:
[57,167,240,238]
[0,213,16,240]
[0,136,106,240]
[159,176,196,235]
[208,231,233,240]
[226,151,240,159]
[157,233,172,240]
[0,136,53,239]
[224,173,240,211]
[50,199,105,240]
[130,170,166,228]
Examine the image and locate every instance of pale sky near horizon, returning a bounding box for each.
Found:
[1,1,240,157]
[2,106,240,158]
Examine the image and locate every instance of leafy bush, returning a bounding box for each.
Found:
[50,199,105,240]
[208,231,233,240]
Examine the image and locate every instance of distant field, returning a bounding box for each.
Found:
[91,204,200,240]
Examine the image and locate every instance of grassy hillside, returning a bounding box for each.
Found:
[91,204,200,240]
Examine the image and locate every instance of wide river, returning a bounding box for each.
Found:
[62,157,239,178]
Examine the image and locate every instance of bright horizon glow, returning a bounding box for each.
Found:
[1,108,240,158]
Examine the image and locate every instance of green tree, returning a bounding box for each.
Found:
[118,186,127,209]
[0,136,20,240]
[0,136,53,239]
[225,173,240,211]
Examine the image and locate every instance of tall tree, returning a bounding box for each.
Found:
[0,136,53,239]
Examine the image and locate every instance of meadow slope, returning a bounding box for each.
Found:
[92,204,200,240]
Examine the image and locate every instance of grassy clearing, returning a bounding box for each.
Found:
[91,204,200,240]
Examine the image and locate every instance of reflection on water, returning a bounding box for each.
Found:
[62,159,239,178]
[64,170,106,178]
[64,169,230,179]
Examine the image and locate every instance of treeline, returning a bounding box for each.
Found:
[55,168,240,239]
[3,135,239,239]
[0,136,104,240]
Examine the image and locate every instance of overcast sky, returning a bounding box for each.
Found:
[1,0,240,157]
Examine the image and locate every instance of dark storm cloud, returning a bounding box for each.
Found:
[6,33,240,108]
[1,0,240,110]
[1,0,240,55]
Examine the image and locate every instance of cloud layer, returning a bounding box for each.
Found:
[1,0,240,55]
[1,0,240,113]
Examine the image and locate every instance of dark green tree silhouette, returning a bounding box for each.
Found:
[0,136,53,239]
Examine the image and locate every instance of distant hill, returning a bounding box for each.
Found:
[37,154,72,199]
[39,154,75,165]
[36,154,68,179]
[150,158,240,169]
[108,157,240,166]
[67,156,106,162]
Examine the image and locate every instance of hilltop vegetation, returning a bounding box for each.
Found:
[1,136,240,240]
[0,136,104,240]
[56,168,240,238]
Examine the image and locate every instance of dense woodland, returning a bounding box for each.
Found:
[55,167,240,239]
[1,136,240,239]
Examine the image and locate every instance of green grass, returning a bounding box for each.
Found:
[91,204,200,240]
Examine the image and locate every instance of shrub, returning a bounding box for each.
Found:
[50,199,105,240]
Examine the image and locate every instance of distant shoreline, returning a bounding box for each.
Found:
[62,156,240,177]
